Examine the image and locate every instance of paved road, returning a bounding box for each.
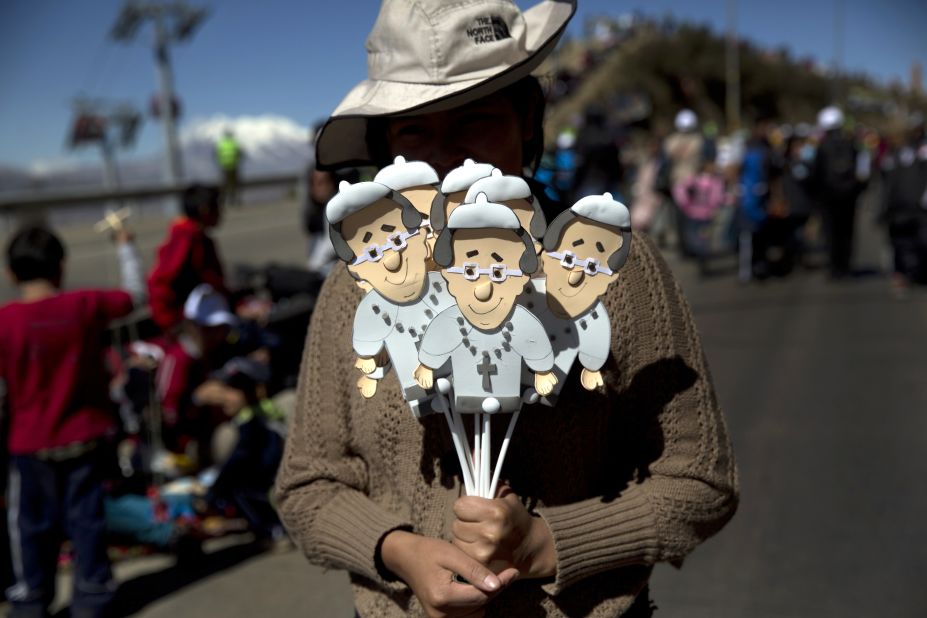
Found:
[649,254,927,617]
[3,199,925,617]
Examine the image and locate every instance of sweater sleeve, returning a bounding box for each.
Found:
[535,233,739,595]
[274,266,413,592]
[116,242,146,304]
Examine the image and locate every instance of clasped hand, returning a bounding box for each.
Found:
[380,488,556,618]
[380,531,518,618]
[451,487,557,581]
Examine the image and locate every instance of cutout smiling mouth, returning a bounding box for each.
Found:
[397,274,424,298]
[468,298,502,315]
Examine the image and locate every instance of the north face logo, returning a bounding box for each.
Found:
[466,15,511,44]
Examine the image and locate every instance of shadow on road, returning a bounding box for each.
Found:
[103,541,269,617]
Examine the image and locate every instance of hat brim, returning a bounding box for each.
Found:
[315,0,576,170]
[200,311,238,328]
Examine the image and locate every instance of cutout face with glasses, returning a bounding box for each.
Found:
[541,219,623,318]
[341,198,430,303]
[442,228,530,330]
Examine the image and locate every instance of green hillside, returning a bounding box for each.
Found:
[542,19,925,138]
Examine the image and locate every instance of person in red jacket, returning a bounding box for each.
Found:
[1,226,137,618]
[147,184,227,332]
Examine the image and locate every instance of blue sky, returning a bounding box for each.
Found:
[1,0,925,171]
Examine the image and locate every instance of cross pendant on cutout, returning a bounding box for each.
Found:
[477,353,498,391]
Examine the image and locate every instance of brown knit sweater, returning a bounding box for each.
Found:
[275,233,738,617]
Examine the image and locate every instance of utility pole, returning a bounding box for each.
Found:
[832,0,845,104]
[110,1,208,200]
[153,9,183,187]
[725,0,741,133]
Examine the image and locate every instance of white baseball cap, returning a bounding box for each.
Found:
[315,0,576,169]
[675,109,698,132]
[818,106,844,131]
[183,284,237,327]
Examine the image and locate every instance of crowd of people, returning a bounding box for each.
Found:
[0,185,298,617]
[539,105,927,292]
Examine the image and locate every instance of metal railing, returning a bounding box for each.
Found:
[0,173,303,213]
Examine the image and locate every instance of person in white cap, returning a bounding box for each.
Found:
[183,282,238,328]
[663,109,709,259]
[664,108,706,190]
[414,193,556,414]
[374,156,442,257]
[278,2,737,616]
[520,193,631,402]
[326,179,455,413]
[151,283,238,457]
[811,105,865,279]
[464,167,547,251]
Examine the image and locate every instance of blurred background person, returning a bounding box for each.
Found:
[782,127,818,271]
[571,106,624,202]
[629,135,669,243]
[151,283,238,466]
[215,129,245,207]
[664,108,706,257]
[672,158,727,276]
[881,114,927,296]
[302,124,360,276]
[812,106,867,280]
[0,226,140,618]
[738,123,774,282]
[194,357,286,541]
[147,184,228,334]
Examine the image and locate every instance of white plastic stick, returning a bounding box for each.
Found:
[442,406,474,496]
[489,409,520,499]
[452,408,474,481]
[482,414,491,498]
[446,392,474,487]
[473,414,481,496]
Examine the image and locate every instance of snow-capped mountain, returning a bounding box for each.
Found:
[0,115,313,194]
[179,114,313,178]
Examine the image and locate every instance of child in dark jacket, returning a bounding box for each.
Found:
[0,226,138,618]
[193,357,285,539]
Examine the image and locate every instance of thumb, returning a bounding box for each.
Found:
[444,548,504,593]
[495,567,520,589]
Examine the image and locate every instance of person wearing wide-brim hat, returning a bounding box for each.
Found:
[276,2,738,617]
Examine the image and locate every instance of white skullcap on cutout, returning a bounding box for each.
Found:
[464,168,532,204]
[440,159,494,194]
[570,192,631,228]
[326,180,392,224]
[447,193,521,230]
[374,155,439,190]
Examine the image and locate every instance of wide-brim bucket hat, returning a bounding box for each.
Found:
[315,0,576,169]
